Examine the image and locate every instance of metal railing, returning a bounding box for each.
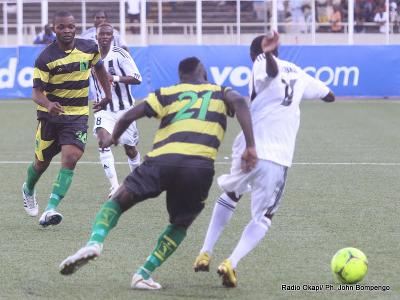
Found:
[0,0,396,45]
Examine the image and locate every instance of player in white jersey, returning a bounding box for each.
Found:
[93,23,142,198]
[81,10,129,52]
[194,31,335,287]
[82,10,130,101]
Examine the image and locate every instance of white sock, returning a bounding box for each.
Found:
[228,216,271,269]
[99,148,118,187]
[200,193,237,256]
[128,152,141,172]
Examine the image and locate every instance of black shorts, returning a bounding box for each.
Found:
[124,162,215,228]
[35,118,88,161]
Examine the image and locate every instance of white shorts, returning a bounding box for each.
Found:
[93,109,139,147]
[218,159,288,223]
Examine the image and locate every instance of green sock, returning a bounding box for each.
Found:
[137,224,187,280]
[25,162,41,195]
[45,168,74,211]
[86,201,121,246]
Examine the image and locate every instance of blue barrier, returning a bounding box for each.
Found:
[1,45,399,99]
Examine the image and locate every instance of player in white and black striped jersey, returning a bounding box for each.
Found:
[92,22,142,198]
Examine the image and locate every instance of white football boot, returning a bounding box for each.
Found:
[59,243,102,275]
[39,210,63,227]
[131,274,162,290]
[22,182,38,217]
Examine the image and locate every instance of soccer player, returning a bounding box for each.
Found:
[22,10,112,227]
[59,57,258,290]
[93,23,142,197]
[81,10,130,53]
[194,31,335,287]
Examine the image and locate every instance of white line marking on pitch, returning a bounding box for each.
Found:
[1,161,400,166]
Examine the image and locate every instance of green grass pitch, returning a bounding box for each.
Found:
[0,99,399,299]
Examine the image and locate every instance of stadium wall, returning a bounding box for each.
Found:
[0,45,399,99]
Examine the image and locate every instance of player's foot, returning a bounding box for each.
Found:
[194,252,211,272]
[131,274,162,290]
[39,210,62,227]
[22,182,38,217]
[108,185,119,199]
[59,243,102,275]
[217,260,237,287]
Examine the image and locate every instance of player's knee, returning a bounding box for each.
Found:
[227,191,242,202]
[109,183,137,213]
[33,159,51,174]
[124,145,137,159]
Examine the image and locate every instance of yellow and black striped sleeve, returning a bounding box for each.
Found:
[222,86,235,117]
[144,90,165,120]
[33,56,50,90]
[91,49,101,68]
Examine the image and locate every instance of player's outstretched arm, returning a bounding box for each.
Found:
[322,90,335,102]
[117,76,141,85]
[32,87,65,117]
[101,102,148,149]
[225,89,258,172]
[262,31,279,78]
[93,63,112,112]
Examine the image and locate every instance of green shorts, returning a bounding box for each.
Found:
[35,118,88,161]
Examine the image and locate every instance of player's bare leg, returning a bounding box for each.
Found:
[124,145,140,172]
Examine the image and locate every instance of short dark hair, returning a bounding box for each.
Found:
[97,22,113,31]
[178,57,201,76]
[93,10,108,19]
[52,10,73,25]
[250,35,265,58]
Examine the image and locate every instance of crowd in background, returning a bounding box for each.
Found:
[215,0,400,33]
[139,0,400,34]
[27,0,400,42]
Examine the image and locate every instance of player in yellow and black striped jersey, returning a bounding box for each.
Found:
[22,10,112,228]
[33,37,101,123]
[143,82,234,168]
[59,57,258,289]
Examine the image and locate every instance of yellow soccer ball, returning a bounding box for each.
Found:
[331,247,368,284]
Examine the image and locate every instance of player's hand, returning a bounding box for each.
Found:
[262,30,280,54]
[106,73,114,82]
[101,135,118,149]
[93,98,111,113]
[241,147,258,173]
[47,102,65,116]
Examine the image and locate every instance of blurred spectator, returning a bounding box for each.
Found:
[126,0,140,34]
[290,0,306,33]
[330,5,342,32]
[218,1,236,13]
[301,0,313,33]
[316,0,333,32]
[34,24,56,45]
[81,10,129,53]
[277,0,287,33]
[169,2,177,12]
[393,6,400,33]
[252,1,266,20]
[374,6,389,33]
[356,0,372,23]
[354,6,367,33]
